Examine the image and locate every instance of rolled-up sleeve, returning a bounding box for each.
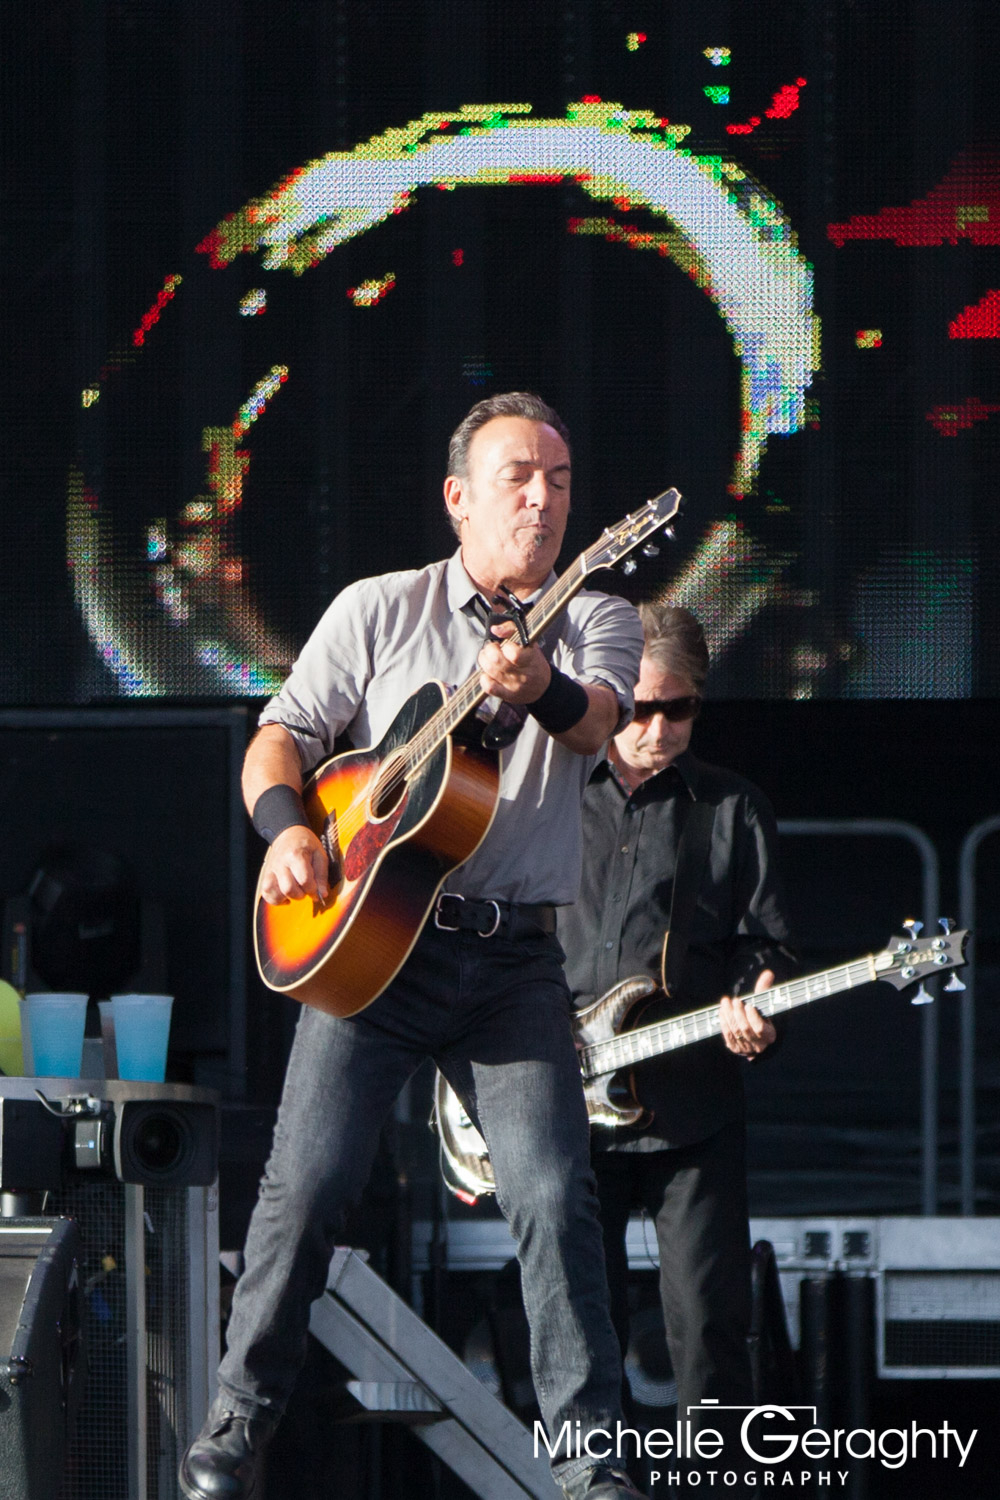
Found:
[258,580,375,772]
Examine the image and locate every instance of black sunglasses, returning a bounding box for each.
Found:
[632,695,702,723]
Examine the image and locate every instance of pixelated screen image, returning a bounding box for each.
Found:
[3,0,997,702]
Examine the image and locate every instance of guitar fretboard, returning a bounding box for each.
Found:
[579,956,878,1079]
[399,496,677,780]
[402,555,589,775]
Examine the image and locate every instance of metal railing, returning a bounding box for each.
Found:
[777,819,940,1215]
[957,815,1000,1215]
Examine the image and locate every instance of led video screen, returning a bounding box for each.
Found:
[3,0,996,703]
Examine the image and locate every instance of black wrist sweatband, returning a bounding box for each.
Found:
[252,784,309,843]
[528,668,589,734]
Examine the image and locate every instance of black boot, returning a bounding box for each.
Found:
[179,1400,275,1500]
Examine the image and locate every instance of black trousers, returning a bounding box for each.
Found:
[591,1120,754,1424]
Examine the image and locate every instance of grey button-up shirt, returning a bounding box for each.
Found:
[258,549,644,906]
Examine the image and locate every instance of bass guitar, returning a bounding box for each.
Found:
[433,922,969,1199]
[254,488,681,1016]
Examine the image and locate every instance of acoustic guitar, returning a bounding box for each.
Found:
[254,489,681,1016]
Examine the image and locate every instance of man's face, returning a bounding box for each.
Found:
[612,656,699,781]
[444,415,571,593]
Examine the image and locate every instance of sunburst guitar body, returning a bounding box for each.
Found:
[254,681,499,1017]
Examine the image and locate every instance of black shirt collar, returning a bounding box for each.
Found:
[598,747,700,801]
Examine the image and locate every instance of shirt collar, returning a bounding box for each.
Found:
[598,747,699,801]
[445,547,555,616]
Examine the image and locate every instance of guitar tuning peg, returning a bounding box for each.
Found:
[938,916,956,935]
[641,542,660,557]
[903,918,924,939]
[663,527,676,540]
[910,983,934,1006]
[621,558,638,575]
[945,973,967,992]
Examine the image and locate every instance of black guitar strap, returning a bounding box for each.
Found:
[659,798,717,998]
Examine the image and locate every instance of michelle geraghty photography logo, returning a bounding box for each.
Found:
[534,1403,978,1486]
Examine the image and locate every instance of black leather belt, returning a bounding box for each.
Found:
[433,893,557,939]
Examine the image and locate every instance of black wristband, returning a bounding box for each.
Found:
[252,784,309,844]
[528,667,590,734]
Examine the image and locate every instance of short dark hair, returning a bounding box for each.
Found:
[637,602,709,693]
[447,391,571,481]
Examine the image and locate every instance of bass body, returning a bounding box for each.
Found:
[254,680,499,1017]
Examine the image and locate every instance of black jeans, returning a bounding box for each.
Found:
[218,919,623,1487]
[592,1122,754,1422]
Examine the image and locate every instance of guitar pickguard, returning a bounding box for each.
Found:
[342,798,407,881]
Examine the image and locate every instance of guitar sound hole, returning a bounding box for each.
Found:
[370,757,407,820]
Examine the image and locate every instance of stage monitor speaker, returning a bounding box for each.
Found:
[752,1217,1000,1379]
[0,1217,84,1500]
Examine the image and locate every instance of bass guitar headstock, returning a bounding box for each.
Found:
[873,918,969,1003]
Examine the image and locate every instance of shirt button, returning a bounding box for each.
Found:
[621,845,629,854]
[604,941,613,950]
[612,894,621,903]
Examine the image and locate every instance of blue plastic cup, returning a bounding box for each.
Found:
[111,993,173,1082]
[23,993,89,1077]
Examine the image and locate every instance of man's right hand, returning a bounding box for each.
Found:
[260,826,330,905]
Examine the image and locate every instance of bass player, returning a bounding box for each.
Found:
[557,602,796,1478]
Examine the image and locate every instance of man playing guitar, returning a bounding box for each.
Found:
[180,393,649,1500]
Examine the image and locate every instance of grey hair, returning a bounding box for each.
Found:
[447,391,570,480]
[444,392,571,539]
[637,602,709,693]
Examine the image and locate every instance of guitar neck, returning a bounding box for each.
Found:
[404,555,591,774]
[579,955,879,1079]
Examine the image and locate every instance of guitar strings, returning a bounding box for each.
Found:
[579,957,879,1077]
[346,513,663,802]
[316,557,590,850]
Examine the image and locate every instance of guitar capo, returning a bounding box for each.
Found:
[486,585,530,646]
[475,586,531,751]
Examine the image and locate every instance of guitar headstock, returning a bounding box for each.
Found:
[873,920,969,996]
[584,488,682,577]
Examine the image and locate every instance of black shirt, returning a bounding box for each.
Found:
[558,749,795,1150]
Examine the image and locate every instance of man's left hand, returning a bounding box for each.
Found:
[720,969,776,1056]
[477,636,552,704]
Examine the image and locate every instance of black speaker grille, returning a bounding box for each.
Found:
[51,1181,194,1500]
[884,1319,1000,1370]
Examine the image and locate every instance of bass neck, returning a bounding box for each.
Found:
[579,955,879,1079]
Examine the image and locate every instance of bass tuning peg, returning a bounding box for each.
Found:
[945,974,966,992]
[938,916,956,935]
[910,983,934,1006]
[903,918,924,940]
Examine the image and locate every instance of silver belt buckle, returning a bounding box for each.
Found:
[477,900,502,939]
[433,893,502,937]
[434,893,464,931]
